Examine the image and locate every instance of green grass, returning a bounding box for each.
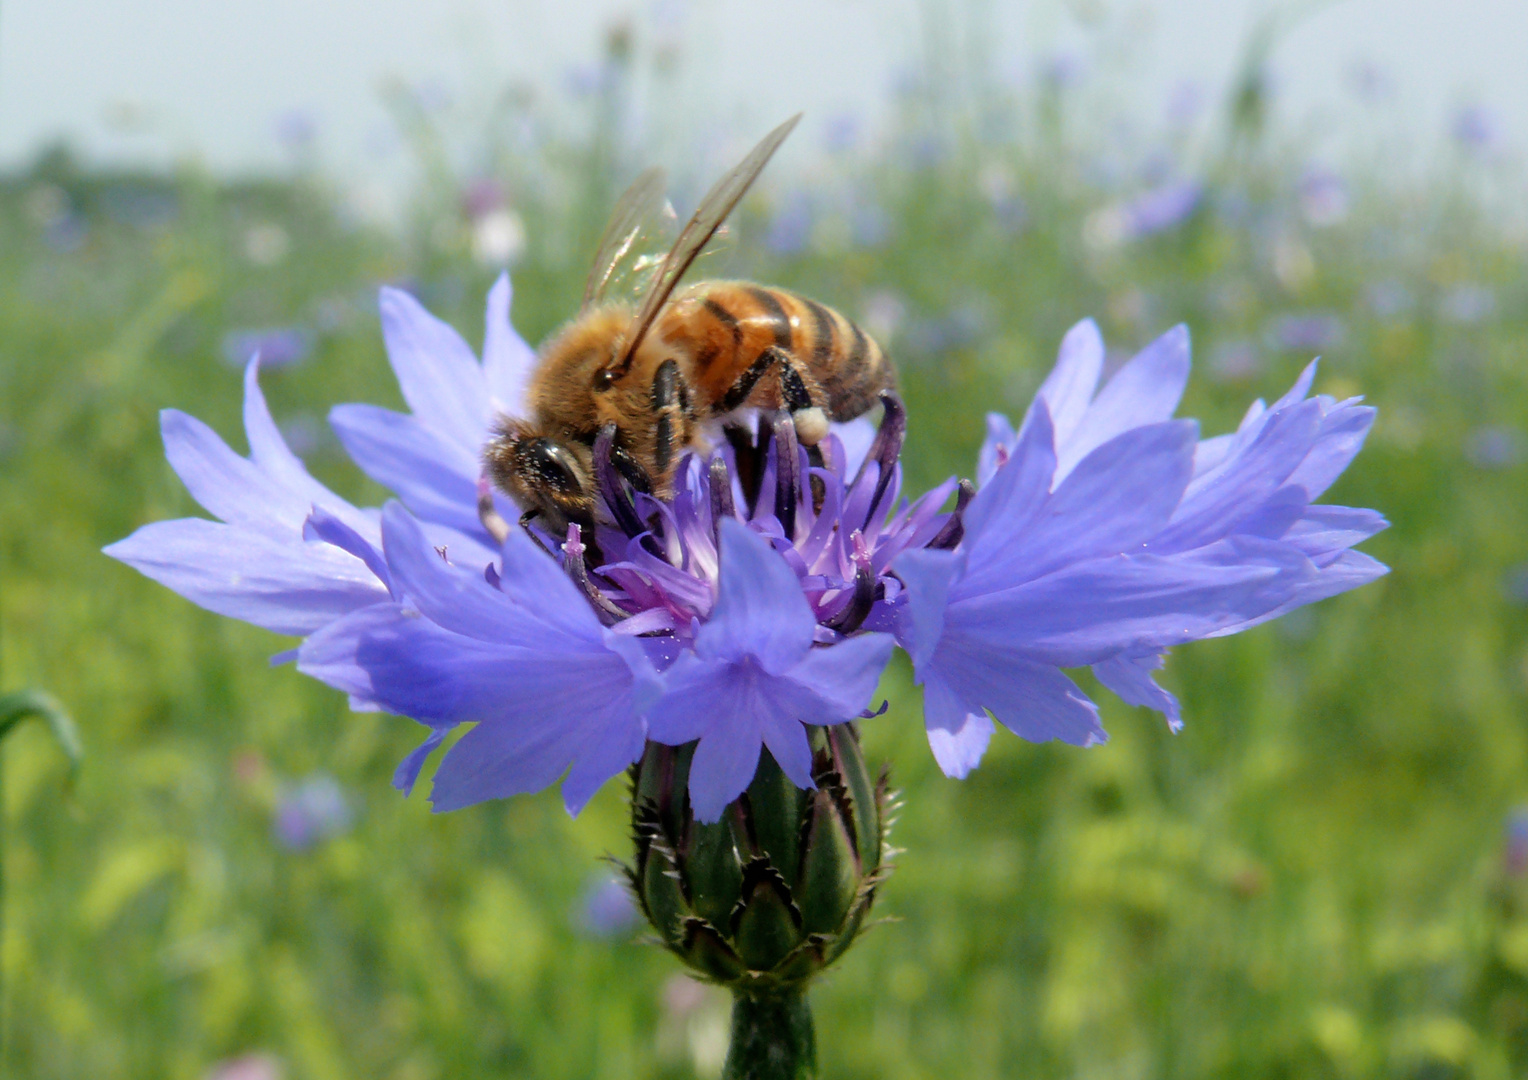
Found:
[4,101,1528,1079]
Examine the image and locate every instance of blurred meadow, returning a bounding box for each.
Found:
[5,11,1528,1080]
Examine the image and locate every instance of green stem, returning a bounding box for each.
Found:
[722,987,816,1080]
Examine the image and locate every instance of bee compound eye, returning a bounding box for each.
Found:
[524,440,586,495]
[593,369,616,392]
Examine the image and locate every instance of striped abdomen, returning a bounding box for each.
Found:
[656,281,895,422]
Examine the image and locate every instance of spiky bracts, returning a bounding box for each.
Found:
[626,724,895,991]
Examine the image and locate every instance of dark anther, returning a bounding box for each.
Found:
[927,479,976,550]
[594,424,646,538]
[709,453,735,549]
[825,529,876,634]
[852,392,906,530]
[477,475,511,545]
[723,420,773,515]
[563,526,630,625]
[805,443,827,513]
[771,410,800,539]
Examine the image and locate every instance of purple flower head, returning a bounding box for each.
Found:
[823,113,862,154]
[275,109,317,151]
[108,276,1386,826]
[1505,809,1528,877]
[1365,280,1413,320]
[207,1054,283,1080]
[1087,181,1202,248]
[1451,104,1501,153]
[1166,80,1204,128]
[766,191,813,256]
[1298,166,1349,227]
[1125,181,1203,236]
[1440,284,1496,325]
[1465,426,1523,470]
[273,772,353,850]
[1267,313,1346,353]
[222,327,313,370]
[578,874,640,939]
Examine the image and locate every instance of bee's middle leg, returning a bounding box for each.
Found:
[651,357,692,475]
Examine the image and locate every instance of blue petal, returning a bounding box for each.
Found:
[647,629,890,819]
[329,403,485,536]
[299,598,627,725]
[431,713,594,812]
[946,536,1317,666]
[961,419,1197,595]
[786,633,895,717]
[687,715,767,824]
[830,416,877,478]
[1093,649,1182,732]
[1280,505,1389,562]
[241,359,376,540]
[698,518,816,673]
[892,547,962,671]
[105,519,387,636]
[1037,318,1104,448]
[481,272,539,415]
[975,412,1017,488]
[1151,399,1324,554]
[380,503,596,648]
[393,727,451,795]
[378,286,491,457]
[1205,549,1388,637]
[299,599,646,814]
[161,408,301,536]
[962,400,1056,565]
[560,716,648,817]
[922,675,994,778]
[303,505,390,592]
[1287,401,1376,500]
[928,643,1106,746]
[1058,324,1190,479]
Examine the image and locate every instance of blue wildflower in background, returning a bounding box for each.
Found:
[107,277,1386,824]
[273,772,353,851]
[577,874,640,940]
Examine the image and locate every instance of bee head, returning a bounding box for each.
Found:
[483,418,596,532]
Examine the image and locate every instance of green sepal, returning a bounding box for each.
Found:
[770,933,832,984]
[634,742,692,845]
[684,814,745,931]
[742,749,805,881]
[640,839,692,945]
[679,917,747,982]
[822,877,881,966]
[829,723,878,869]
[795,786,859,936]
[730,857,802,972]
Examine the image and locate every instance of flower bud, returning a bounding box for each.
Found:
[627,724,893,990]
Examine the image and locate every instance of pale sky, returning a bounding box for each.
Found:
[1,0,1523,192]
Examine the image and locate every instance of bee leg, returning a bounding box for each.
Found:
[775,349,830,446]
[650,358,689,477]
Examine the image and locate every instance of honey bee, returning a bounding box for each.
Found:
[483,114,896,534]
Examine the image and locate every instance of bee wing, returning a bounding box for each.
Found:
[608,113,802,376]
[583,166,671,308]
